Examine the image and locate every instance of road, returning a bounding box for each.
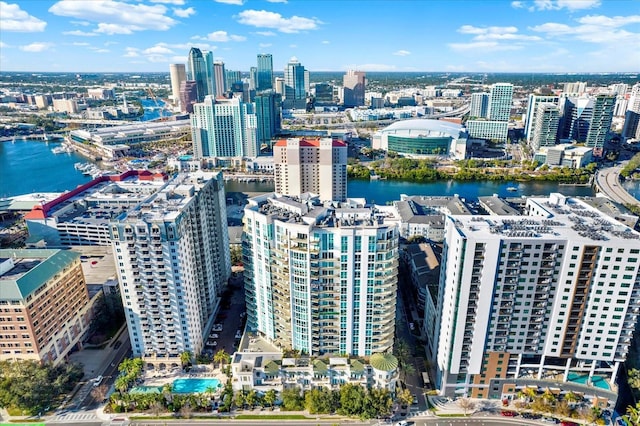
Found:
[595,166,640,208]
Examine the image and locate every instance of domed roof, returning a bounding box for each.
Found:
[369,352,398,372]
[381,119,464,138]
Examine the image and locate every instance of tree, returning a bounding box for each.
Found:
[114,375,130,394]
[396,388,413,407]
[91,384,108,403]
[458,397,476,416]
[245,390,259,409]
[179,402,193,419]
[625,402,640,425]
[214,349,231,369]
[304,388,337,414]
[263,389,277,409]
[180,351,193,369]
[234,391,246,410]
[366,388,392,419]
[281,387,304,411]
[338,383,366,416]
[628,368,640,391]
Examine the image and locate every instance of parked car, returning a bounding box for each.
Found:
[209,333,219,339]
[542,417,559,424]
[93,375,103,387]
[212,324,223,332]
[235,330,242,339]
[501,410,516,417]
[411,395,418,405]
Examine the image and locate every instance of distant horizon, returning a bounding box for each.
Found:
[1,1,639,73]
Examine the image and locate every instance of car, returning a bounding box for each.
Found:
[411,395,418,405]
[394,421,409,426]
[93,375,103,387]
[212,324,223,332]
[235,331,242,339]
[542,417,559,424]
[500,410,516,417]
[409,322,415,331]
[560,422,579,426]
[209,333,219,339]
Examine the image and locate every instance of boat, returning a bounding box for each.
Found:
[507,186,518,192]
[51,146,66,154]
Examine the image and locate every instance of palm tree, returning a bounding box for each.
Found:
[180,351,193,369]
[263,389,277,409]
[625,402,640,425]
[214,349,230,369]
[114,375,130,394]
[628,368,640,391]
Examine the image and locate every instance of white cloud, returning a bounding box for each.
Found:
[255,31,276,36]
[215,0,244,4]
[49,0,177,34]
[71,20,91,26]
[201,30,246,42]
[289,44,297,48]
[124,47,139,57]
[143,45,174,55]
[171,55,186,62]
[448,41,523,51]
[104,41,118,46]
[459,25,518,35]
[0,2,47,32]
[352,63,397,72]
[150,0,184,4]
[173,7,195,18]
[321,40,330,44]
[530,14,640,44]
[259,43,272,48]
[393,50,411,56]
[511,1,524,8]
[92,48,110,53]
[236,9,321,33]
[63,30,98,36]
[72,42,90,46]
[267,0,288,3]
[20,42,53,52]
[533,0,601,10]
[0,41,10,48]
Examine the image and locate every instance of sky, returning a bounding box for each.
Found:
[0,0,639,74]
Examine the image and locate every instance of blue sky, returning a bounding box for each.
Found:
[1,0,639,73]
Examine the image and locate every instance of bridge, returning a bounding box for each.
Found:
[593,165,640,208]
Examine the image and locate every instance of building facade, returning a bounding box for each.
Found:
[525,95,560,146]
[187,47,208,102]
[470,93,489,119]
[433,194,640,401]
[169,64,187,106]
[213,61,226,97]
[257,54,273,91]
[191,96,258,158]
[284,57,307,109]
[343,70,366,108]
[487,83,513,122]
[254,91,282,150]
[0,249,92,365]
[111,172,230,366]
[273,138,347,202]
[531,103,560,151]
[243,194,399,357]
[465,120,509,143]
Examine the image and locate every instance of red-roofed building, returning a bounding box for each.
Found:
[273,137,347,202]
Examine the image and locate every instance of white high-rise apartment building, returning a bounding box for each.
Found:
[273,138,347,202]
[627,83,640,113]
[111,172,231,366]
[563,81,587,95]
[191,96,258,158]
[243,194,399,356]
[524,94,560,144]
[488,83,513,122]
[470,93,489,119]
[531,103,560,151]
[434,193,640,400]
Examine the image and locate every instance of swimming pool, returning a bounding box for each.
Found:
[172,378,221,393]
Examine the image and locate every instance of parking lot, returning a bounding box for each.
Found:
[202,274,246,357]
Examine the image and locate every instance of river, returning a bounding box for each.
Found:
[2,141,640,205]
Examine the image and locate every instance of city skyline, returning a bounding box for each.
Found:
[0,0,639,74]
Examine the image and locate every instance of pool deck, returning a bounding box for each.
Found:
[142,365,228,391]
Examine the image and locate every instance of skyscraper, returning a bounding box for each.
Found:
[111,172,230,365]
[531,103,560,150]
[273,138,348,202]
[433,194,640,399]
[179,80,198,113]
[314,83,334,106]
[469,92,489,119]
[562,95,615,155]
[525,95,560,145]
[585,95,615,155]
[243,194,398,356]
[213,61,226,97]
[284,57,307,109]
[169,64,186,106]
[343,70,366,108]
[487,83,513,122]
[204,51,215,98]
[191,96,258,158]
[187,47,208,102]
[254,91,281,150]
[257,53,273,91]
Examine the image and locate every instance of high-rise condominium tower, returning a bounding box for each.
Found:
[111,172,230,365]
[254,91,281,149]
[525,95,560,145]
[487,83,513,122]
[273,138,347,202]
[204,51,215,98]
[213,61,226,97]
[187,48,208,102]
[531,103,560,151]
[469,92,489,119]
[343,70,366,107]
[561,95,615,155]
[433,194,640,399]
[257,53,273,91]
[169,64,187,106]
[191,96,258,158]
[243,194,398,356]
[284,57,307,109]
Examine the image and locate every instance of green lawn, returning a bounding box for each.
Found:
[235,414,310,420]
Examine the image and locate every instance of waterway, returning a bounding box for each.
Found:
[2,140,640,204]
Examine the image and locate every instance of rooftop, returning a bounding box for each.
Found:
[274,137,347,148]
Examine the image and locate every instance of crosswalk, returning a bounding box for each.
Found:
[50,412,99,423]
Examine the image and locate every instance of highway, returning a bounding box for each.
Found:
[594,166,640,208]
